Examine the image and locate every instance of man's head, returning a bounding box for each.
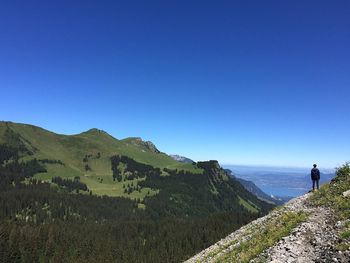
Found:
[313,164,317,168]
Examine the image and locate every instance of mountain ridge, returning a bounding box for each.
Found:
[0,120,277,262]
[0,120,272,214]
[225,168,287,205]
[0,121,201,198]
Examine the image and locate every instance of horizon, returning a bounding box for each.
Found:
[1,1,349,168]
[0,120,338,170]
[223,163,336,173]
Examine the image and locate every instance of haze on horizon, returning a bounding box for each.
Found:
[1,1,349,168]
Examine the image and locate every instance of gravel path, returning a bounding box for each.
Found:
[185,193,350,263]
[253,196,350,263]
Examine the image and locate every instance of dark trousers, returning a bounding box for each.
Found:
[312,179,319,190]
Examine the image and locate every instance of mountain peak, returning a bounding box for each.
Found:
[79,128,116,139]
[123,137,160,154]
[84,128,104,134]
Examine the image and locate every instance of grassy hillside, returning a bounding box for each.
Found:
[0,121,276,262]
[0,121,273,213]
[0,121,200,198]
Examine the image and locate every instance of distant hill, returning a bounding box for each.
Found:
[225,169,287,205]
[224,165,336,198]
[170,154,194,163]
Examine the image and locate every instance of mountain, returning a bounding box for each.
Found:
[0,121,200,197]
[170,154,194,163]
[0,120,272,214]
[0,121,271,211]
[225,169,286,205]
[236,178,285,205]
[0,121,276,262]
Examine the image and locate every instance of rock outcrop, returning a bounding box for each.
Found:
[343,190,350,198]
[128,137,161,153]
[253,202,348,262]
[170,154,194,163]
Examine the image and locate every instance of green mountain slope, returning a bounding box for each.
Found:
[0,121,275,262]
[0,121,200,197]
[0,121,273,215]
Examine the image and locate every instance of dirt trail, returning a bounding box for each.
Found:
[185,193,350,263]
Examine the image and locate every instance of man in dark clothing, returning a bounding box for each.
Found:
[311,164,320,190]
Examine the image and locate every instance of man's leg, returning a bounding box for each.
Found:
[316,179,319,189]
[312,179,315,190]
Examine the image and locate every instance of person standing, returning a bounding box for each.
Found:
[311,164,320,190]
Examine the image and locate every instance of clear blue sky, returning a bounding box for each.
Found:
[1,1,349,168]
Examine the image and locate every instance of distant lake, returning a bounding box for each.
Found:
[223,165,336,198]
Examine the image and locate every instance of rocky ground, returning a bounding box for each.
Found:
[185,192,350,263]
[253,199,350,262]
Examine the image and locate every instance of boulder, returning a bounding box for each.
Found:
[342,190,350,197]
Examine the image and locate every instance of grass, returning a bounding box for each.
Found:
[238,196,259,213]
[0,121,200,171]
[340,230,350,239]
[35,164,82,181]
[215,211,308,263]
[80,175,158,199]
[35,166,159,199]
[0,121,201,199]
[309,162,350,251]
[309,162,350,219]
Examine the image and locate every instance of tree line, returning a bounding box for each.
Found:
[111,155,162,182]
[52,176,88,193]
